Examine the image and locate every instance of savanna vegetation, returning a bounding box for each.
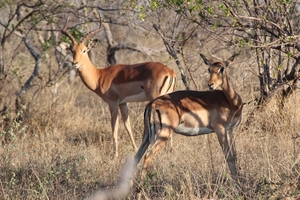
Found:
[0,0,299,199]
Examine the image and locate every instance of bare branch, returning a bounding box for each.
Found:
[17,35,41,96]
[153,24,189,90]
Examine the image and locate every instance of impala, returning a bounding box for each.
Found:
[60,16,176,158]
[131,53,243,193]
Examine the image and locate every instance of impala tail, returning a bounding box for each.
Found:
[134,104,157,164]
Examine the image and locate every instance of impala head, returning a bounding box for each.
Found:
[60,16,103,69]
[200,53,235,90]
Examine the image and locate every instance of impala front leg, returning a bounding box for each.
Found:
[214,126,238,180]
[226,128,237,179]
[119,103,138,151]
[109,103,120,158]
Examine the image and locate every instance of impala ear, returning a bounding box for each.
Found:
[227,55,235,62]
[59,42,71,50]
[87,39,99,51]
[200,53,212,66]
[224,54,236,68]
[224,54,236,67]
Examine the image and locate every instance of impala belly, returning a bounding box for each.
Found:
[174,109,214,136]
[120,92,147,103]
[175,125,214,136]
[120,81,148,103]
[118,81,151,103]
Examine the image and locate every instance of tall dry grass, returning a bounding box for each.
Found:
[0,70,299,200]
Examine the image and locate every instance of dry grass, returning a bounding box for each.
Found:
[0,68,299,200]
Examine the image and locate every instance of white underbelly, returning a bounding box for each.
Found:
[120,92,147,103]
[175,124,214,136]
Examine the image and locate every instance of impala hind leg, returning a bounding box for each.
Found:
[136,135,169,199]
[141,137,169,179]
[119,103,138,151]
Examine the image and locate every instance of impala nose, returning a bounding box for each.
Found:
[208,82,214,90]
[72,61,79,68]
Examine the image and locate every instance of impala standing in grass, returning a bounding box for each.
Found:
[132,53,243,195]
[60,16,176,158]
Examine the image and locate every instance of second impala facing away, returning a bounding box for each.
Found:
[60,17,176,158]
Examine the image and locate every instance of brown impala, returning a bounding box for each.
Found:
[60,16,176,158]
[130,53,243,198]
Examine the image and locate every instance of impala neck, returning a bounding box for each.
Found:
[221,71,242,111]
[77,60,100,92]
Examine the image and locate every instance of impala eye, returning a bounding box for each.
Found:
[218,67,224,73]
[83,49,87,53]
